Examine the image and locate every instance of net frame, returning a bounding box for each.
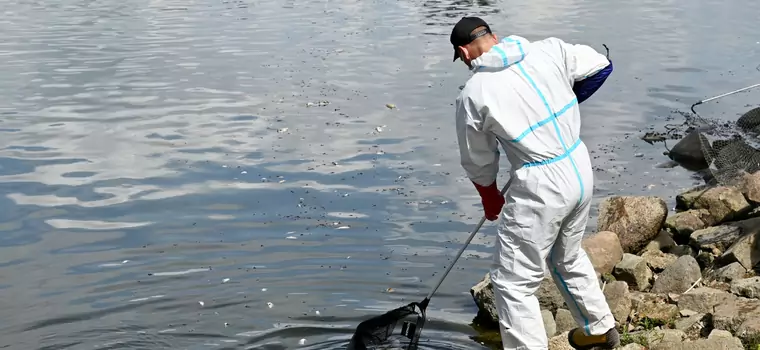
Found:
[346,301,427,350]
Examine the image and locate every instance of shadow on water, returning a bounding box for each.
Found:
[2,0,760,348]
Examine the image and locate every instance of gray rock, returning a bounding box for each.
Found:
[542,309,556,338]
[636,300,679,324]
[675,185,752,225]
[646,329,686,345]
[602,281,631,323]
[712,297,760,334]
[707,262,747,283]
[670,245,695,257]
[667,130,710,170]
[717,217,760,270]
[651,255,702,294]
[730,277,760,299]
[613,253,653,292]
[470,273,498,326]
[738,170,760,205]
[643,229,677,253]
[665,209,714,241]
[689,225,743,252]
[596,196,668,254]
[581,231,623,276]
[553,308,575,334]
[649,336,744,350]
[708,329,733,339]
[537,276,567,314]
[641,249,678,272]
[677,287,736,314]
[674,312,707,339]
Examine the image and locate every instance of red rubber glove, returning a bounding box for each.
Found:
[473,180,505,221]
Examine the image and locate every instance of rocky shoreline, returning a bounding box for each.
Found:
[469,170,760,349]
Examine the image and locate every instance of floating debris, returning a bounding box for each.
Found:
[375,126,385,133]
[336,225,350,230]
[267,302,274,308]
[222,278,230,283]
[641,131,668,144]
[262,288,267,292]
[199,301,205,307]
[386,103,396,109]
[241,170,247,174]
[286,236,297,240]
[299,339,307,345]
[635,153,644,157]
[277,127,288,133]
[306,101,329,107]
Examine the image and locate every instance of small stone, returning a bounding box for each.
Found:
[670,245,694,257]
[708,329,733,339]
[542,309,556,338]
[651,255,702,294]
[641,250,678,272]
[730,277,760,299]
[708,262,745,284]
[613,253,653,292]
[664,209,713,241]
[636,301,679,324]
[581,231,624,275]
[680,309,697,317]
[554,309,575,334]
[674,312,707,339]
[619,344,645,350]
[603,281,632,323]
[642,229,677,253]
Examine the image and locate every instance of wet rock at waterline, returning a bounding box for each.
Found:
[667,130,711,171]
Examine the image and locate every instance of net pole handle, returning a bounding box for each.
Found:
[693,83,760,109]
[422,178,512,305]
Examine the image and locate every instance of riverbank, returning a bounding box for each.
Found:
[470,170,760,349]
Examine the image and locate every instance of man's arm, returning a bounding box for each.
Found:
[455,93,504,221]
[455,94,500,187]
[556,39,613,103]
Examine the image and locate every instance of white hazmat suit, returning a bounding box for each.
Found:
[455,35,616,349]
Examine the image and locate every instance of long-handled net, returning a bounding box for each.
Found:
[685,84,760,187]
[346,180,511,350]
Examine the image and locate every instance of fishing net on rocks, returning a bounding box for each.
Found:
[652,104,760,187]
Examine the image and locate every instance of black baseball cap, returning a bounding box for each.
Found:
[450,16,492,62]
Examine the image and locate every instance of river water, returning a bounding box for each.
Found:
[1,0,759,349]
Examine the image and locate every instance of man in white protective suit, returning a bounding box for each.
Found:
[450,17,618,350]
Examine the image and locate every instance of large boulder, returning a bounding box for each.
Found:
[675,185,752,224]
[581,231,624,276]
[597,196,668,254]
[667,129,711,171]
[650,255,702,294]
[736,106,760,132]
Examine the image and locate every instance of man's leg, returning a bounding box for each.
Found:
[548,193,618,348]
[491,187,564,350]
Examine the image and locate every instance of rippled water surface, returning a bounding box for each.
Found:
[1,0,760,348]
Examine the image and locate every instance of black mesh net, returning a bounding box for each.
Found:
[346,301,427,350]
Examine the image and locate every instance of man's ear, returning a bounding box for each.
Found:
[458,46,470,61]
[491,33,498,42]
